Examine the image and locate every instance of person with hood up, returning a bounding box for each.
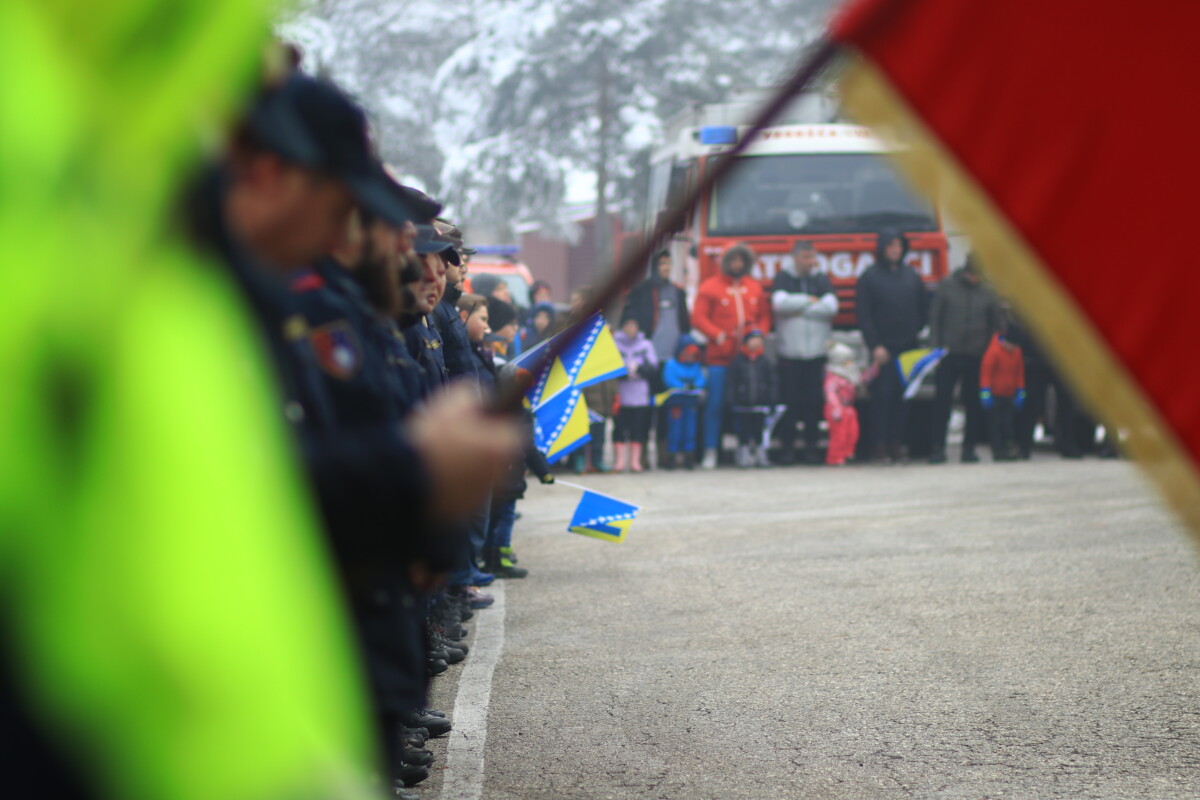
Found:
[855,228,929,463]
[824,343,863,466]
[691,243,769,468]
[612,315,659,472]
[927,254,1005,463]
[772,241,838,465]
[661,334,707,470]
[521,301,556,351]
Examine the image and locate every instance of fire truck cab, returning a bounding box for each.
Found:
[646,91,948,329]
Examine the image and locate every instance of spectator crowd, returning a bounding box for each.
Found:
[577,232,1122,473]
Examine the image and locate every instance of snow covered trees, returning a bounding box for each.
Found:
[280,0,831,237]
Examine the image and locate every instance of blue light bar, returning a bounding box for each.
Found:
[472,244,520,256]
[699,126,738,145]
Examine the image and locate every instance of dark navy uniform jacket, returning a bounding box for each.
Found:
[293,260,426,418]
[190,171,444,713]
[402,314,448,395]
[188,171,435,580]
[290,260,402,424]
[432,284,475,379]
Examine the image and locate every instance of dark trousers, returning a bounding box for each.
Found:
[734,411,766,445]
[586,419,608,467]
[1054,374,1094,456]
[869,357,909,449]
[449,493,490,586]
[654,404,670,465]
[989,396,1017,457]
[614,406,652,443]
[486,497,517,550]
[931,353,983,454]
[778,356,826,454]
[1016,361,1051,456]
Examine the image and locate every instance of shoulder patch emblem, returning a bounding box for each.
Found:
[309,321,363,380]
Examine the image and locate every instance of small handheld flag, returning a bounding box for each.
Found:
[512,314,627,408]
[896,347,947,399]
[561,484,641,543]
[532,388,591,464]
[762,403,788,450]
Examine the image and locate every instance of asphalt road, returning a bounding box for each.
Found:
[428,455,1200,800]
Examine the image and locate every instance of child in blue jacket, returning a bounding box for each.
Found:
[661,335,707,469]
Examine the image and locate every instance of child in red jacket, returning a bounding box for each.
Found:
[979,332,1026,461]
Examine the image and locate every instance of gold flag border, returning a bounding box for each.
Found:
[839,54,1200,543]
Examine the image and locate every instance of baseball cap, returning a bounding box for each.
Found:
[434,219,476,258]
[245,73,417,226]
[397,184,444,223]
[413,224,460,265]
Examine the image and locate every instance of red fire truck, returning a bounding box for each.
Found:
[645,91,948,328]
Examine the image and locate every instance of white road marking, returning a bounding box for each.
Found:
[439,580,506,800]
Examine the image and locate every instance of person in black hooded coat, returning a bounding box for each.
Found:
[855,228,929,461]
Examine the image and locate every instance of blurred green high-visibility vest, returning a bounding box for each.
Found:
[0,3,382,799]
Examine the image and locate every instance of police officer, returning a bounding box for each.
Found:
[432,226,477,381]
[402,225,461,391]
[288,207,455,788]
[189,71,520,791]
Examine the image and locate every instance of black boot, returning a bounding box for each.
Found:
[400,708,453,738]
[395,762,429,787]
[400,746,434,767]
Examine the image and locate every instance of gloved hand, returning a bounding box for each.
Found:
[829,407,843,421]
[979,388,994,410]
[1014,389,1027,410]
[540,473,555,485]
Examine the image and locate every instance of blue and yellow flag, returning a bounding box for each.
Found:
[533,387,591,464]
[896,347,948,399]
[568,489,641,543]
[513,314,626,408]
[560,313,626,389]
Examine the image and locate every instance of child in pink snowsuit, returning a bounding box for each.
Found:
[824,343,861,465]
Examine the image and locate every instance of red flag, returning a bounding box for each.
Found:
[831,1,1200,535]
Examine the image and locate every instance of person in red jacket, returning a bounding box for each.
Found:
[691,243,769,468]
[979,331,1027,461]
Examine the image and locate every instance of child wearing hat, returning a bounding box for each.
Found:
[485,297,519,362]
[824,343,862,466]
[727,330,777,468]
[661,335,707,470]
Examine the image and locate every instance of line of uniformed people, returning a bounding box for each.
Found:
[186,65,530,798]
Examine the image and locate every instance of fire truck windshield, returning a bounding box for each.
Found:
[707,153,938,237]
